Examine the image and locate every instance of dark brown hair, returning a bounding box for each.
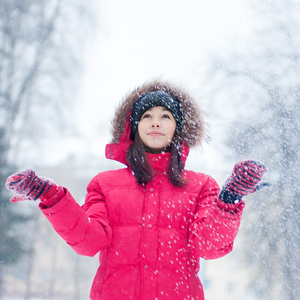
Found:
[126,129,186,187]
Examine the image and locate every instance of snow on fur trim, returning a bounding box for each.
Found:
[110,79,205,148]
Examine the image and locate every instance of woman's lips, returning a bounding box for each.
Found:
[147,131,164,136]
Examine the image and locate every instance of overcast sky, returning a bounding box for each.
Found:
[76,0,254,133]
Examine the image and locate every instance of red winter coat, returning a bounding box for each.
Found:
[40,80,245,299]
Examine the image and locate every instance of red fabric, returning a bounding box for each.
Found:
[40,170,244,299]
[39,119,244,299]
[39,186,66,208]
[105,114,133,166]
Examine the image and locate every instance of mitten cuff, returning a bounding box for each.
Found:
[217,194,245,213]
[219,188,242,204]
[39,186,66,208]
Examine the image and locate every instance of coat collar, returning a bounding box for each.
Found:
[147,152,171,174]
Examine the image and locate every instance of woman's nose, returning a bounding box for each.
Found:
[151,119,160,127]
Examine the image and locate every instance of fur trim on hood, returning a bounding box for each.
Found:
[110,79,205,148]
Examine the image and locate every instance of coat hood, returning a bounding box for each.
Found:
[105,79,205,165]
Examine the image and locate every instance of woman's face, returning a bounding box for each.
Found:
[138,106,176,153]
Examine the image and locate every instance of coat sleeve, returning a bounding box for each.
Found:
[39,176,112,257]
[189,175,245,260]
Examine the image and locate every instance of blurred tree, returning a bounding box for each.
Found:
[203,1,300,299]
[0,0,95,296]
[0,128,30,298]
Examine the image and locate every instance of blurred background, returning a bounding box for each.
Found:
[0,0,299,299]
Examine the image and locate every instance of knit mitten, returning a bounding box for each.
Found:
[220,160,270,204]
[5,169,61,203]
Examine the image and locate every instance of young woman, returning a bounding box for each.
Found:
[6,79,268,300]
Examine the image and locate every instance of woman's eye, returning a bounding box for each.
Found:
[162,114,171,119]
[142,113,151,119]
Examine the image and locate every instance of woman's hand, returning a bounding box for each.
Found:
[5,169,60,203]
[220,160,270,204]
